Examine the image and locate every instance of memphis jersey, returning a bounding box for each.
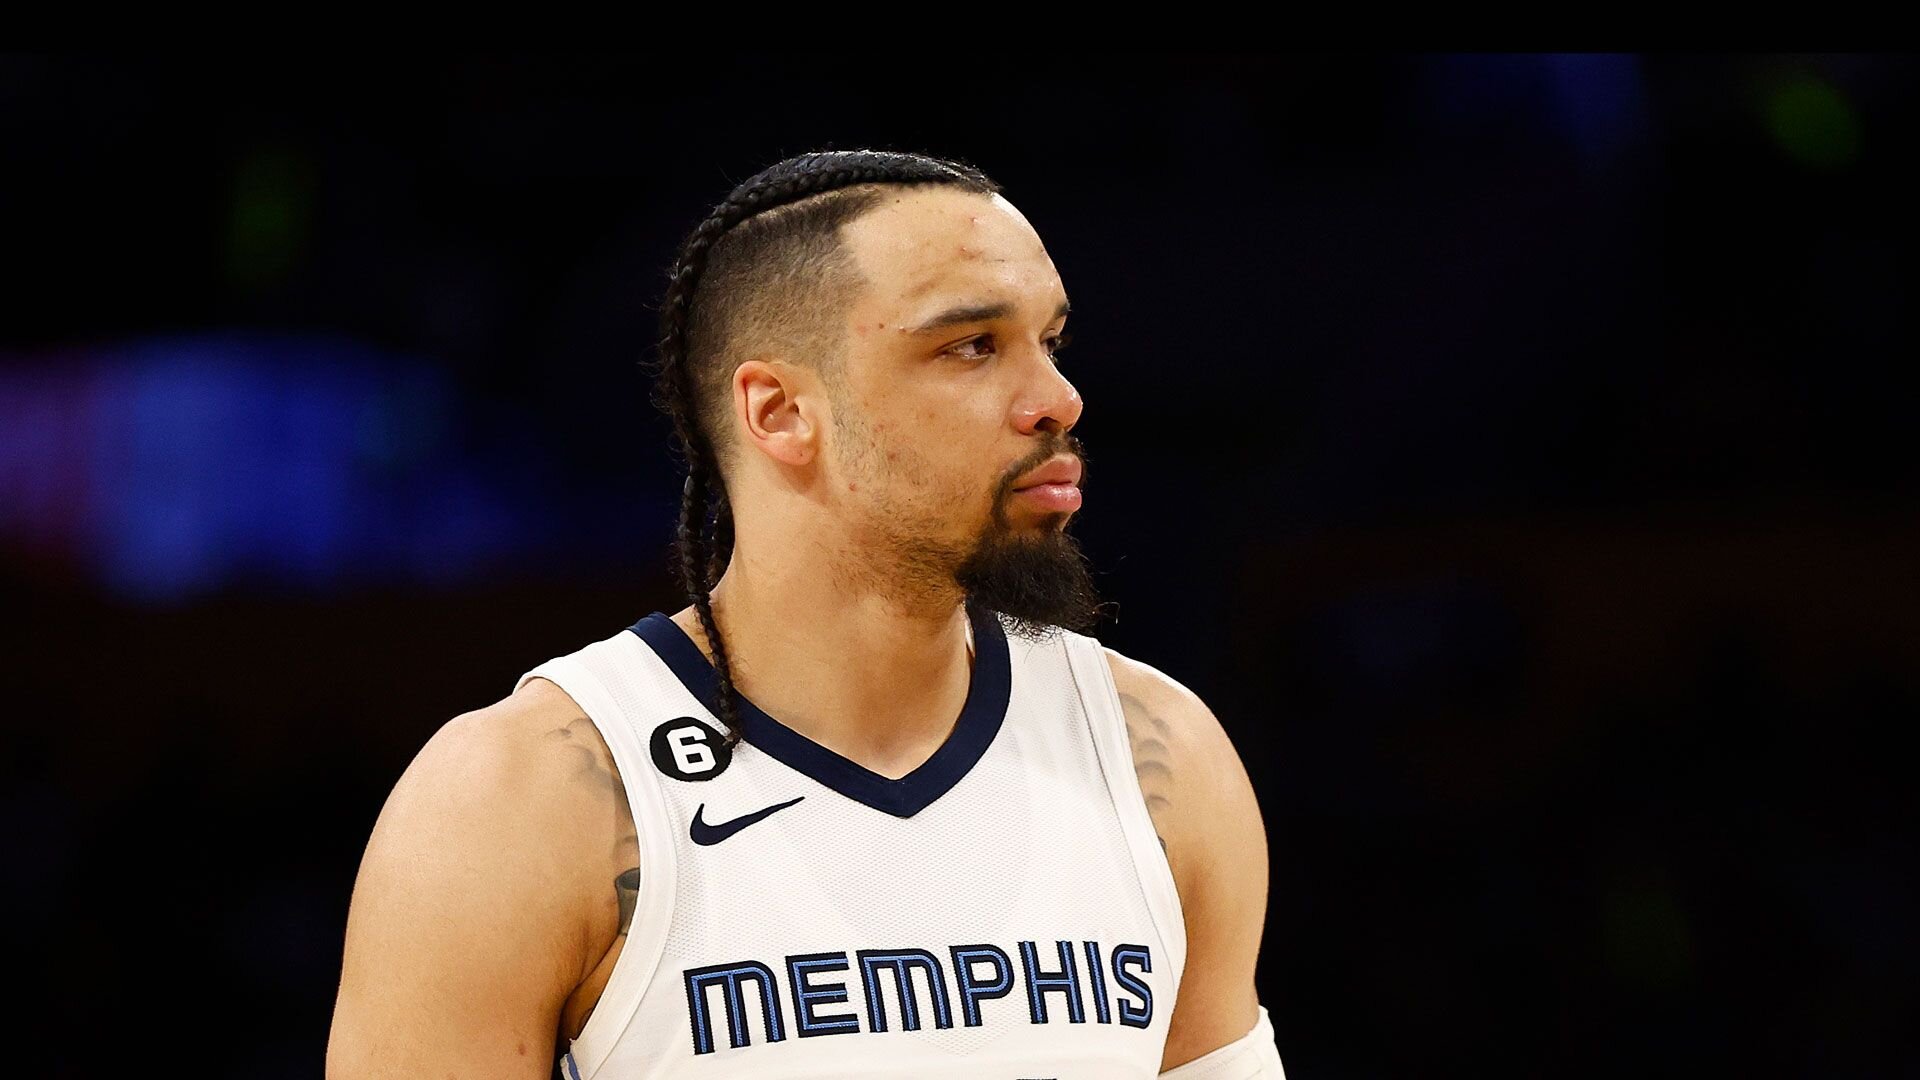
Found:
[514,601,1186,1079]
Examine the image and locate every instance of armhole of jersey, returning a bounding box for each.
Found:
[515,651,679,1080]
[1061,632,1189,985]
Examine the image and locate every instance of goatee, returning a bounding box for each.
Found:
[955,501,1107,642]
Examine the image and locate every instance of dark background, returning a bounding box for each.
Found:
[4,53,1914,1076]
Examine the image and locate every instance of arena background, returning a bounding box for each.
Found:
[4,54,1914,1076]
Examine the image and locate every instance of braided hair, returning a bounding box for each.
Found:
[647,148,1003,748]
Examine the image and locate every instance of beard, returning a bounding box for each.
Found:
[955,516,1105,642]
[953,437,1107,642]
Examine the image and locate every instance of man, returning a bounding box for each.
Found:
[328,149,1285,1078]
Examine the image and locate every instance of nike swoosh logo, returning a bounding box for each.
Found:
[689,795,805,846]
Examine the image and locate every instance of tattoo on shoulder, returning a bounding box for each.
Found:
[545,715,640,870]
[1117,689,1175,846]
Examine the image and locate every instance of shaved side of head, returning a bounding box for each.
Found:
[683,186,884,478]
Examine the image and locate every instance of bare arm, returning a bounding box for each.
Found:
[326,682,627,1078]
[1106,648,1270,1074]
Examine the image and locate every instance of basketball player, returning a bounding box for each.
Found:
[328,149,1284,1078]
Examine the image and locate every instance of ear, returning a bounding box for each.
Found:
[734,358,818,468]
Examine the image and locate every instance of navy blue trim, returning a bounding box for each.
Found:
[627,601,1012,819]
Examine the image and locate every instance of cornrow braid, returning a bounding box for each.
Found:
[647,148,1002,748]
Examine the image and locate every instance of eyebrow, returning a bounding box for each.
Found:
[905,298,1071,335]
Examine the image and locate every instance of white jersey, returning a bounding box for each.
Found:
[515,601,1186,1079]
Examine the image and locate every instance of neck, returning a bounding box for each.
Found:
[670,553,978,780]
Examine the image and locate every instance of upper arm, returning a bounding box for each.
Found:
[326,691,615,1079]
[1104,647,1268,1073]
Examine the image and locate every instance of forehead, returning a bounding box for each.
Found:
[840,188,1061,317]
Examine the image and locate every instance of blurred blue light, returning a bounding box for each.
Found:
[0,331,533,603]
[1418,53,1650,170]
[1540,53,1651,171]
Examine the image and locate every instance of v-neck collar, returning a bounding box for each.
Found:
[626,601,1013,818]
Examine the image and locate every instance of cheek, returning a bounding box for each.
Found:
[873,437,977,501]
[871,399,1002,496]
[887,443,946,491]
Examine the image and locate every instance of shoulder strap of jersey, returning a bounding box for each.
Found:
[1058,630,1190,981]
[515,634,682,1080]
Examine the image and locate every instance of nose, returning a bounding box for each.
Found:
[1014,356,1084,438]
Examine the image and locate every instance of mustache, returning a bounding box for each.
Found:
[1002,434,1089,495]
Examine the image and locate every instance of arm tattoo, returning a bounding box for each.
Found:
[545,715,642,934]
[615,867,641,935]
[1117,689,1175,849]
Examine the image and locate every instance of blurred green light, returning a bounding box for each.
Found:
[1765,76,1860,170]
[226,144,318,289]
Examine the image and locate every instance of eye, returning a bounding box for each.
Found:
[945,331,1074,364]
[945,335,995,362]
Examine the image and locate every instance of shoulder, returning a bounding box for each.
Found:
[354,673,630,939]
[1099,646,1265,875]
[1100,645,1268,1069]
[331,676,635,1071]
[408,675,634,933]
[391,676,625,856]
[1099,645,1232,763]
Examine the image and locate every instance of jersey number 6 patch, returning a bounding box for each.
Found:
[649,718,733,781]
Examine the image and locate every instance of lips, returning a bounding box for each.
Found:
[1012,456,1084,491]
